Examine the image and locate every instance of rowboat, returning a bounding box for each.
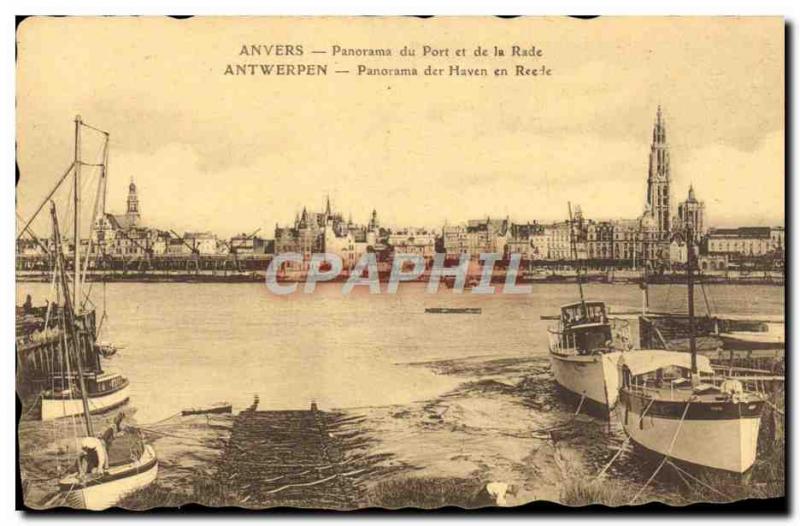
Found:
[182,401,233,416]
[424,307,482,314]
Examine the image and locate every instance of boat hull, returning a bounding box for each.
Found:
[719,332,785,350]
[549,351,622,413]
[62,445,158,510]
[619,390,763,473]
[41,382,130,421]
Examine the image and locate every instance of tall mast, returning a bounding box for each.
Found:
[51,202,94,436]
[73,115,82,311]
[567,202,586,313]
[687,221,697,379]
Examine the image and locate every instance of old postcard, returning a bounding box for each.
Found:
[15,16,785,510]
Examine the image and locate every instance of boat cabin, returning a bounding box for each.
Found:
[87,372,128,395]
[557,301,613,355]
[561,301,608,327]
[619,350,715,393]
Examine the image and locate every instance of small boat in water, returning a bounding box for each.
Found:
[182,401,233,416]
[95,342,120,358]
[425,307,482,314]
[41,372,130,421]
[719,325,784,351]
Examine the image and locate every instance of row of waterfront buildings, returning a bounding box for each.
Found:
[17,108,785,271]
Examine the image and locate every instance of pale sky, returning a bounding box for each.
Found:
[16,16,784,239]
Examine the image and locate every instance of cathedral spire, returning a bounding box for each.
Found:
[646,106,671,236]
[325,194,332,217]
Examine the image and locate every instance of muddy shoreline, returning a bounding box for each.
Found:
[19,353,784,510]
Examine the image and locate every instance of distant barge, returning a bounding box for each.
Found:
[425,307,482,314]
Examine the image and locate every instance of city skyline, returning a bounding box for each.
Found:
[17,17,784,239]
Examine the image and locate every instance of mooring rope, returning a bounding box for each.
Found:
[666,460,731,501]
[131,425,210,444]
[138,412,183,427]
[628,400,691,505]
[592,397,656,483]
[573,393,587,416]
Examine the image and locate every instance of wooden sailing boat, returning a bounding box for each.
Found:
[618,221,766,473]
[49,199,158,510]
[547,203,633,414]
[18,116,132,420]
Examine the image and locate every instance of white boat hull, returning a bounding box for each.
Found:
[620,397,762,473]
[41,383,130,421]
[64,445,158,510]
[549,351,623,411]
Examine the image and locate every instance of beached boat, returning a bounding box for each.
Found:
[60,441,158,510]
[618,351,765,473]
[546,204,632,415]
[548,300,631,412]
[182,401,233,416]
[618,218,766,473]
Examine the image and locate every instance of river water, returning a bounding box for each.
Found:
[17,281,783,421]
[16,281,784,506]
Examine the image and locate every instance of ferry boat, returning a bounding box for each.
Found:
[618,218,766,473]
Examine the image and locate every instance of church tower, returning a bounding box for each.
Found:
[126,177,141,225]
[646,106,671,238]
[368,209,379,231]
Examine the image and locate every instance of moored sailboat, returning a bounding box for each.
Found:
[618,218,766,473]
[48,190,158,509]
[17,116,132,421]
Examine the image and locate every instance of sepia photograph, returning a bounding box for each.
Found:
[14,15,786,512]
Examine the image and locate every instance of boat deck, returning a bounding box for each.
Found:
[625,381,764,404]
